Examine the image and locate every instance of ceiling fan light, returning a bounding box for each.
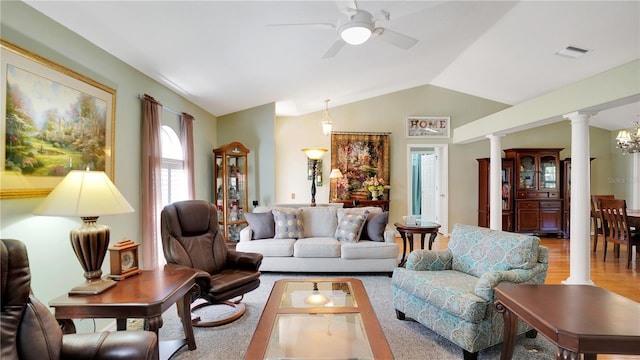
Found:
[340,24,372,45]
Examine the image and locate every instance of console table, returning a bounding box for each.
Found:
[50,268,198,360]
[331,199,389,211]
[495,283,640,360]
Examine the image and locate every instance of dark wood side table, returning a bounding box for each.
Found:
[331,199,390,211]
[394,221,441,266]
[50,269,198,360]
[495,284,640,360]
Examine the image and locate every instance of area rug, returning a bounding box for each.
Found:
[158,273,557,359]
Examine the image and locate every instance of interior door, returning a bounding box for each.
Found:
[421,153,436,222]
[408,144,449,235]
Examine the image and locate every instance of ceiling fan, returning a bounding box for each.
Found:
[268,2,418,58]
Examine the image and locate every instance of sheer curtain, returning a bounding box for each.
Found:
[141,94,162,269]
[180,112,195,199]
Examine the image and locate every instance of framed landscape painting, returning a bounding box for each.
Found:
[1,40,116,199]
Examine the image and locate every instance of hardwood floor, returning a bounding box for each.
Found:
[399,234,640,360]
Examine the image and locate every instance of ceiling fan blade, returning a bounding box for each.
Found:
[322,39,346,59]
[267,23,335,30]
[373,27,418,49]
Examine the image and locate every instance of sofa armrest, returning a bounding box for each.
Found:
[383,226,396,243]
[239,226,253,242]
[473,262,548,301]
[406,249,453,271]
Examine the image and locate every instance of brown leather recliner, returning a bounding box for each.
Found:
[161,200,263,327]
[1,239,158,360]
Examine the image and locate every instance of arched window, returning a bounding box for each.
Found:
[160,125,188,207]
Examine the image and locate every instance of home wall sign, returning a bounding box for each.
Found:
[406,116,450,138]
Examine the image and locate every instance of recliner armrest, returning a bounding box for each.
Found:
[61,331,158,360]
[164,263,208,278]
[227,249,263,271]
[406,249,453,271]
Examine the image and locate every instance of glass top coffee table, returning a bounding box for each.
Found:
[245,278,393,360]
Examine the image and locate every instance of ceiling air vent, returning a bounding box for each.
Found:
[555,45,591,59]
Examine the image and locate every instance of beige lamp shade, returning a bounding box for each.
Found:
[329,168,343,179]
[33,170,134,217]
[301,148,328,160]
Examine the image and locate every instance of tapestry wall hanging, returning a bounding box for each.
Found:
[330,132,390,201]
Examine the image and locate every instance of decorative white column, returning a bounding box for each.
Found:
[629,152,640,210]
[486,134,503,230]
[563,111,596,285]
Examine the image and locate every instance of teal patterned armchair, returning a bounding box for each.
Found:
[392,224,548,360]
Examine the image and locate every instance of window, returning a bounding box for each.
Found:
[160,125,188,208]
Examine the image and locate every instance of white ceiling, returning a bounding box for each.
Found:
[24,0,640,131]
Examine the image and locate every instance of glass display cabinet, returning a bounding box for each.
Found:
[213,142,249,243]
[504,148,564,236]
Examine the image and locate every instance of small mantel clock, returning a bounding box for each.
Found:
[108,239,142,280]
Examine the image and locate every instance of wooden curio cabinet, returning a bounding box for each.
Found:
[477,158,514,231]
[560,157,594,239]
[504,148,563,236]
[213,142,249,243]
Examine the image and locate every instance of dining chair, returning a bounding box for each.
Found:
[598,198,640,269]
[590,195,615,252]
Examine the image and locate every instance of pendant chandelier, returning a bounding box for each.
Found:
[616,119,640,155]
[321,99,333,136]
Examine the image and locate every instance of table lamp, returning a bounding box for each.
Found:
[33,170,134,295]
[329,168,343,200]
[302,148,327,207]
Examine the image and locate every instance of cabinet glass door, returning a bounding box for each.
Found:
[501,162,512,211]
[215,155,224,222]
[540,155,557,189]
[213,142,250,243]
[518,155,536,189]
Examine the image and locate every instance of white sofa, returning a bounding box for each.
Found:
[236,205,399,273]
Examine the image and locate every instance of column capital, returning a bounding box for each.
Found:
[563,110,598,120]
[485,133,505,140]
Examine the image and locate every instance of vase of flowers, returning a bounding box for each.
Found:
[363,176,385,200]
[336,177,350,200]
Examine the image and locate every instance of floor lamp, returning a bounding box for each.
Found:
[302,148,327,207]
[33,170,134,295]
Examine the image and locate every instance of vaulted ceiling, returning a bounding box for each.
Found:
[24,1,640,131]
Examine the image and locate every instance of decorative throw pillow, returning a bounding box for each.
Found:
[335,210,368,242]
[244,212,275,240]
[360,211,388,242]
[272,208,305,239]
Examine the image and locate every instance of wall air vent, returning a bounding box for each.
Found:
[555,45,591,59]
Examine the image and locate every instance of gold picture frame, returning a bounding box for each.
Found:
[1,40,116,199]
[330,132,390,200]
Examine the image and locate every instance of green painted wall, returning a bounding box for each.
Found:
[218,103,276,207]
[0,1,217,330]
